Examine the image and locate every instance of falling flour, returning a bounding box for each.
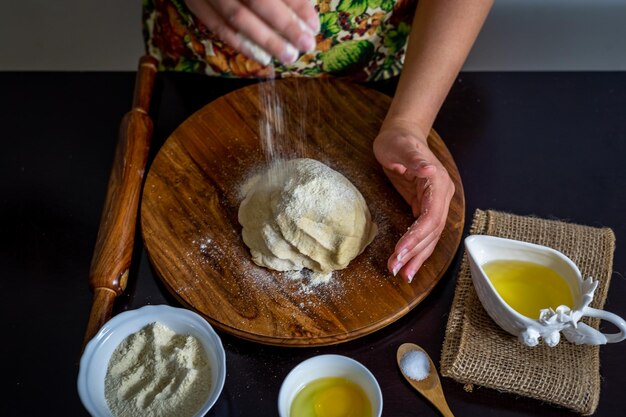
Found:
[104,322,212,417]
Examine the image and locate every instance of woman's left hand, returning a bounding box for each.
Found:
[373,121,455,283]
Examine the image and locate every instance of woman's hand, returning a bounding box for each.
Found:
[372,0,491,282]
[373,121,455,283]
[185,0,318,65]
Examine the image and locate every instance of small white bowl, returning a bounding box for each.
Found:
[278,354,383,417]
[77,305,226,417]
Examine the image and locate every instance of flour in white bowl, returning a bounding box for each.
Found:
[105,322,211,417]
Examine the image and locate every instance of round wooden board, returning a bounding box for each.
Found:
[140,78,465,346]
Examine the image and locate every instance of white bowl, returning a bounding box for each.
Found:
[278,354,383,417]
[77,305,226,417]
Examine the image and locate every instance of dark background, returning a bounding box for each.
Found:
[1,71,624,416]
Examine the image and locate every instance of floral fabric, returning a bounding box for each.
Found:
[143,0,417,81]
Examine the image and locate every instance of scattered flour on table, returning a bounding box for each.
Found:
[105,322,212,417]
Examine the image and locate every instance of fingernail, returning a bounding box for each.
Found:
[239,35,272,66]
[407,272,415,283]
[397,248,409,261]
[307,16,320,34]
[295,15,315,35]
[281,43,299,64]
[392,264,400,276]
[297,33,316,52]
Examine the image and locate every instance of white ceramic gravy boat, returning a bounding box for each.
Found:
[465,235,626,347]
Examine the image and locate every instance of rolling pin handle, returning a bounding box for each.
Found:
[82,288,118,348]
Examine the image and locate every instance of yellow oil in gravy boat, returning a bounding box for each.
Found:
[465,235,626,347]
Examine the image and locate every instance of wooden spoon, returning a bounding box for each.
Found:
[397,343,454,417]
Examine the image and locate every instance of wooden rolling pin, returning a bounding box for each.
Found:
[82,55,157,347]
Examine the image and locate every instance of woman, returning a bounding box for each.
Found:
[143,0,493,283]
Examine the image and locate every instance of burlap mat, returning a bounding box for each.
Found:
[440,209,615,415]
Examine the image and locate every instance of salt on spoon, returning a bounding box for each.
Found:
[397,343,454,417]
[400,349,430,381]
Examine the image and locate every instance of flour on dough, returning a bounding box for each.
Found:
[238,158,377,273]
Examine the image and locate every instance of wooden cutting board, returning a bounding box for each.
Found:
[140,78,465,346]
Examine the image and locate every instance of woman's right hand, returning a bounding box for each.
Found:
[185,0,319,65]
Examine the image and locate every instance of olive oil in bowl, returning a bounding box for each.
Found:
[465,235,626,346]
[483,260,574,319]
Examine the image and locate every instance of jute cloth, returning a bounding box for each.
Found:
[440,209,615,415]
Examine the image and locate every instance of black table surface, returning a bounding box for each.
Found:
[1,71,625,417]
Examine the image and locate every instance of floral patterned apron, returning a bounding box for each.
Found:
[143,0,417,81]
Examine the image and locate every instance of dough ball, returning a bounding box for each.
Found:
[238,158,377,273]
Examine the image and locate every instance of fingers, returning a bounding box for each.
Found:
[265,0,320,36]
[397,155,440,218]
[232,0,317,59]
[186,0,271,64]
[389,224,436,276]
[388,163,454,283]
[388,209,444,282]
[185,0,317,65]
[400,239,439,283]
[282,0,319,31]
[373,125,455,282]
